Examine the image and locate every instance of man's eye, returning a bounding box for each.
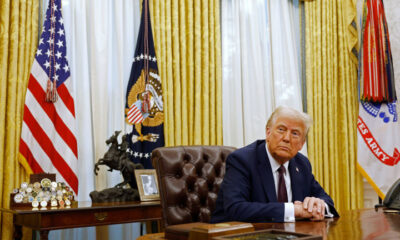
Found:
[292,131,300,137]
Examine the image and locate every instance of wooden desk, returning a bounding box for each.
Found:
[1,201,162,240]
[138,208,400,240]
[254,208,400,239]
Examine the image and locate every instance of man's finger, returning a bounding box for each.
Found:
[308,197,316,212]
[303,197,310,209]
[317,200,322,213]
[311,207,323,221]
[320,202,325,217]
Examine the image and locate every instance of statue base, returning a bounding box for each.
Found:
[90,187,140,203]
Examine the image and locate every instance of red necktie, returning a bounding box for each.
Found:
[277,165,288,202]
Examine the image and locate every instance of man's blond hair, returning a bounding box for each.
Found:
[266,106,313,135]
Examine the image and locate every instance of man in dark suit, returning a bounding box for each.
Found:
[211,106,339,223]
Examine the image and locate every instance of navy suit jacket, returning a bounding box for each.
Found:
[211,140,339,223]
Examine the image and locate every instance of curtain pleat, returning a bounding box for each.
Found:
[194,0,202,144]
[214,0,222,145]
[0,0,39,239]
[150,0,222,146]
[305,0,363,215]
[221,0,304,149]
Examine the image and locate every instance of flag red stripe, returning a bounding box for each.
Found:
[131,110,143,122]
[128,111,138,119]
[133,114,143,123]
[131,110,141,119]
[57,83,76,117]
[19,139,44,173]
[128,106,144,123]
[128,107,138,116]
[130,108,141,117]
[28,74,78,157]
[23,105,78,193]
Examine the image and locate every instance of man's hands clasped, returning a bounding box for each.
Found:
[294,197,325,221]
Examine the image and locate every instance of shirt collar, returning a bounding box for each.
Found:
[265,142,289,173]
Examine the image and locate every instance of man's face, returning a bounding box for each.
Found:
[266,115,306,164]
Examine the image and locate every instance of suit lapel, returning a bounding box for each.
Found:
[288,158,303,201]
[257,142,277,202]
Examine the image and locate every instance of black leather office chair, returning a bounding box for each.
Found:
[151,145,235,227]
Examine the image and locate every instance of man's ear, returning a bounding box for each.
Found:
[266,127,271,139]
[300,136,306,147]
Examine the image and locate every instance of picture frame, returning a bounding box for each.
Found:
[134,169,160,201]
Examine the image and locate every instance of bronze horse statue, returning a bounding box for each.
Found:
[94,131,144,188]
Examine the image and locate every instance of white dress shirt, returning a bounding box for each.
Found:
[265,143,334,222]
[265,144,295,222]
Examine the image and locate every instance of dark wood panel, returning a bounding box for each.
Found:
[1,201,162,240]
[14,204,162,230]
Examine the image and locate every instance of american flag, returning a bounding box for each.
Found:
[19,0,78,194]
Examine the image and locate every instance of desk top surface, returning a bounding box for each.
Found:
[253,208,400,239]
[0,200,161,214]
[138,208,400,240]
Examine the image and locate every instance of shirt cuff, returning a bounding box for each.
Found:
[325,203,334,218]
[284,203,295,222]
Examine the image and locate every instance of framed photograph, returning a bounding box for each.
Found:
[134,169,160,201]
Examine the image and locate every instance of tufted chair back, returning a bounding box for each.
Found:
[151,145,236,227]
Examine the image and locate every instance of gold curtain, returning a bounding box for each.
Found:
[304,0,363,214]
[149,0,223,146]
[0,0,39,239]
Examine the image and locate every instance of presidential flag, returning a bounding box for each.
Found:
[19,0,78,194]
[125,0,164,169]
[357,0,398,198]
